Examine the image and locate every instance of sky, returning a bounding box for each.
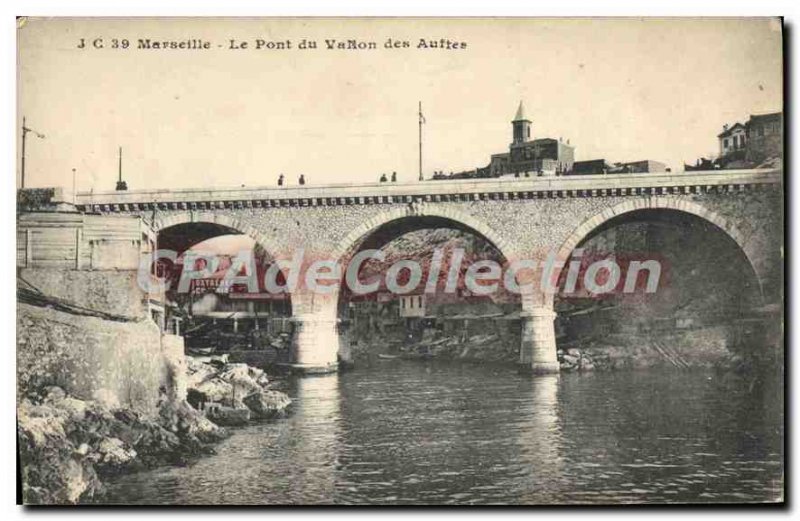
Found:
[17,17,783,192]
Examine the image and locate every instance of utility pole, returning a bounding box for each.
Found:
[20,117,45,189]
[72,168,77,204]
[418,101,425,181]
[116,146,128,191]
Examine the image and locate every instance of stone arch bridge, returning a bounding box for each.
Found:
[76,169,783,374]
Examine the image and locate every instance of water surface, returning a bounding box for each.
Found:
[101,360,783,505]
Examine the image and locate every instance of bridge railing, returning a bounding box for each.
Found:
[74,168,782,207]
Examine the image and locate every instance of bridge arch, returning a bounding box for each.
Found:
[326,202,527,368]
[548,196,764,309]
[150,211,284,258]
[330,202,516,263]
[151,211,294,347]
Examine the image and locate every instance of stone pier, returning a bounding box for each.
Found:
[519,306,559,374]
[289,314,341,374]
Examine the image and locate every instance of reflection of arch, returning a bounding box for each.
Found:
[330,203,515,263]
[151,211,283,259]
[549,197,763,307]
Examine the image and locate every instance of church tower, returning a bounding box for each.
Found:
[511,101,531,145]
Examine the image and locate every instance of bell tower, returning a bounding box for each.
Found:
[512,101,531,145]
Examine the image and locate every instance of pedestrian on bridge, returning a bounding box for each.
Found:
[299,174,306,185]
[278,174,284,186]
[391,171,397,182]
[380,173,387,182]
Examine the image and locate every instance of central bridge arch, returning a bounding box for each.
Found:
[329,203,517,263]
[324,202,528,368]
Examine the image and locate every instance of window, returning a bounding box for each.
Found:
[724,138,729,148]
[418,296,423,307]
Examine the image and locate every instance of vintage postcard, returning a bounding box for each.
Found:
[16,17,784,505]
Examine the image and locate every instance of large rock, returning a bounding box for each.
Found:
[186,357,218,388]
[93,437,137,471]
[243,390,292,419]
[561,354,579,365]
[194,377,235,405]
[216,363,265,403]
[206,405,251,426]
[17,398,101,504]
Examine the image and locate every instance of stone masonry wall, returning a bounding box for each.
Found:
[19,269,150,320]
[17,303,180,419]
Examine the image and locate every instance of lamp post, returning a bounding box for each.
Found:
[418,102,425,181]
[20,117,45,189]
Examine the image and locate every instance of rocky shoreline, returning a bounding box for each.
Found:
[17,356,291,504]
[354,324,773,373]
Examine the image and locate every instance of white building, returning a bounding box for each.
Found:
[718,122,747,157]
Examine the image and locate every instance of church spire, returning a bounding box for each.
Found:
[513,100,530,122]
[511,101,531,144]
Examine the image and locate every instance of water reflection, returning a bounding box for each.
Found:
[281,374,342,502]
[515,374,565,503]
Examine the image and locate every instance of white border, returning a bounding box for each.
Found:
[4,1,795,518]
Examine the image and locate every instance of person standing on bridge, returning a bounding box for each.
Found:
[299,174,306,185]
[380,173,387,182]
[278,174,284,186]
[391,171,397,182]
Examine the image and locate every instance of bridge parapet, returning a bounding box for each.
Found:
[75,169,781,211]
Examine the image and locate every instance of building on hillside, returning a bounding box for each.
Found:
[429,101,673,180]
[488,102,575,177]
[429,101,575,180]
[718,122,748,157]
[399,293,427,318]
[174,255,292,341]
[745,112,782,164]
[684,157,717,172]
[572,159,610,176]
[702,111,782,170]
[609,160,668,174]
[571,159,667,176]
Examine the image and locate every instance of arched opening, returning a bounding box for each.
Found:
[553,207,767,372]
[334,213,522,366]
[153,220,292,358]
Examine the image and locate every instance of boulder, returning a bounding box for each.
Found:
[562,354,579,365]
[194,377,235,405]
[94,437,137,468]
[217,364,264,399]
[206,405,251,426]
[170,400,226,443]
[247,366,269,387]
[17,399,101,504]
[186,357,218,388]
[243,390,291,419]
